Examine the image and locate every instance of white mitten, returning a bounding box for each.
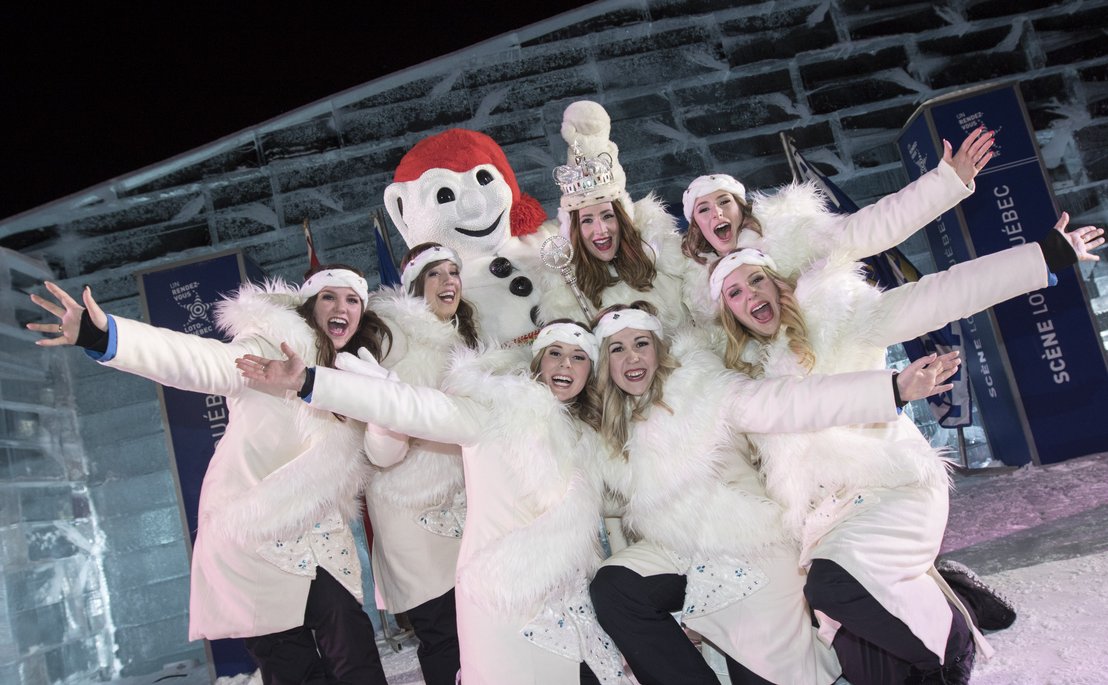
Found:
[335,348,399,382]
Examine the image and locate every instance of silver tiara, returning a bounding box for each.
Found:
[553,141,615,196]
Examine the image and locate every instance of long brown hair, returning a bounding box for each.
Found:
[569,200,657,307]
[296,263,393,370]
[401,242,480,349]
[592,301,680,458]
[528,318,602,431]
[680,192,765,265]
[708,260,814,376]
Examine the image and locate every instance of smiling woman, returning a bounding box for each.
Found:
[232,320,626,684]
[539,101,691,333]
[27,264,394,684]
[586,300,963,685]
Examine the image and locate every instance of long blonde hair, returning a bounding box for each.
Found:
[570,200,657,307]
[680,192,765,265]
[710,263,815,376]
[592,302,680,458]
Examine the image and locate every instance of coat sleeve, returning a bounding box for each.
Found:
[362,424,411,468]
[829,160,972,261]
[310,365,483,446]
[102,316,273,397]
[725,369,899,434]
[866,242,1049,348]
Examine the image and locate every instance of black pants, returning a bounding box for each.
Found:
[244,568,387,685]
[805,558,973,685]
[590,565,773,685]
[404,588,461,685]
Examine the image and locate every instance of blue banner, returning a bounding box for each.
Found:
[898,82,1108,465]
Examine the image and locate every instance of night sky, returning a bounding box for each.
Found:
[1,2,591,221]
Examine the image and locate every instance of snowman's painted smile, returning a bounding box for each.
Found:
[454,212,504,238]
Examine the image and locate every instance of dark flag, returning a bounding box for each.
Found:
[373,209,402,288]
[302,219,321,272]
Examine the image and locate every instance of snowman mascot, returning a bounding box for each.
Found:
[384,129,554,345]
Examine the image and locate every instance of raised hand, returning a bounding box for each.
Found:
[1053,212,1104,262]
[235,342,309,393]
[28,282,108,347]
[897,351,962,402]
[944,126,995,187]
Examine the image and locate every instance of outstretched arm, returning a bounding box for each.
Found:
[31,281,269,397]
[869,212,1104,348]
[237,344,482,446]
[828,127,995,261]
[727,356,958,434]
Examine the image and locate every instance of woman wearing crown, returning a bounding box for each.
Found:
[538,101,690,333]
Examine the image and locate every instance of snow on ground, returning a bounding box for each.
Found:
[967,550,1108,685]
[120,452,1108,684]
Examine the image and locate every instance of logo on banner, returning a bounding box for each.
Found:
[170,279,215,335]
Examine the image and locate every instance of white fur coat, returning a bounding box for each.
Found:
[369,287,466,511]
[442,346,605,616]
[209,282,373,543]
[603,332,788,561]
[744,257,950,537]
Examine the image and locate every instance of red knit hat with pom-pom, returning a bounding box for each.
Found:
[393,128,545,237]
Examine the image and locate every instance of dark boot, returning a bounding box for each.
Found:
[936,558,1016,631]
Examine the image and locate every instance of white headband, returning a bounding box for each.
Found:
[401,245,462,294]
[682,173,748,224]
[709,248,778,301]
[593,308,663,342]
[532,322,599,364]
[300,269,370,310]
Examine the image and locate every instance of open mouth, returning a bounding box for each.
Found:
[438,289,457,304]
[623,368,646,382]
[328,317,349,337]
[713,221,732,241]
[592,236,614,252]
[454,212,503,238]
[551,374,574,388]
[750,302,773,324]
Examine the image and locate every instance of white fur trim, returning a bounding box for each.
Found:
[366,287,468,512]
[400,245,462,295]
[593,308,662,341]
[210,282,374,544]
[683,173,748,223]
[300,269,369,309]
[709,248,778,301]
[611,339,790,559]
[747,255,951,538]
[443,346,607,615]
[533,322,598,363]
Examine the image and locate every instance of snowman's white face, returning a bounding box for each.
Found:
[385,163,513,259]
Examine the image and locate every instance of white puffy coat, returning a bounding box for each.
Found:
[99,283,374,640]
[745,242,1049,660]
[309,348,627,685]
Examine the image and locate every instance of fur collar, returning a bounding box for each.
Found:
[208,281,374,544]
[445,345,605,615]
[611,333,788,559]
[365,286,467,511]
[746,182,844,278]
[745,257,950,536]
